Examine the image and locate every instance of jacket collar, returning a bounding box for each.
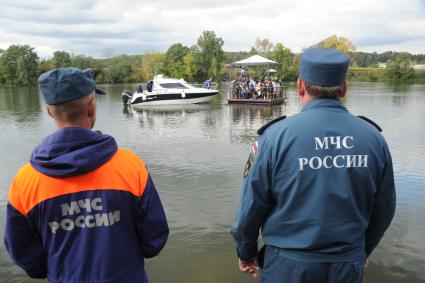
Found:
[301,98,347,112]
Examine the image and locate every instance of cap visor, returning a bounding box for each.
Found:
[95,88,106,95]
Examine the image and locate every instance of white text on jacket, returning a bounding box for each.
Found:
[298,136,368,170]
[48,198,120,233]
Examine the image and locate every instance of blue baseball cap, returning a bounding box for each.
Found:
[299,48,350,86]
[38,67,105,105]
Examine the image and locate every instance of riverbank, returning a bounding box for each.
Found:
[346,67,425,84]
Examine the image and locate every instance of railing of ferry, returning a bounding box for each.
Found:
[229,85,287,100]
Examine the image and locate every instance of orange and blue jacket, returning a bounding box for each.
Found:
[4,128,169,283]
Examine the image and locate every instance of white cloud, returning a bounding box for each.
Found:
[0,0,424,57]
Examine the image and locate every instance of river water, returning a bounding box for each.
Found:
[0,82,424,283]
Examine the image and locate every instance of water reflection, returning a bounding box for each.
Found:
[0,86,42,123]
[390,83,412,93]
[122,105,131,117]
[227,104,284,143]
[127,104,217,130]
[229,104,283,123]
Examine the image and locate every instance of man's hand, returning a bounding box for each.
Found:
[364,258,369,268]
[239,258,259,279]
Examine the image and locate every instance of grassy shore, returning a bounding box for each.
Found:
[347,67,425,84]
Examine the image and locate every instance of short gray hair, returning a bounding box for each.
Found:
[48,92,94,122]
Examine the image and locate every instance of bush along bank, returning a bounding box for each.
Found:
[347,68,425,84]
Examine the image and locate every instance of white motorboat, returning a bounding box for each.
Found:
[122,75,219,107]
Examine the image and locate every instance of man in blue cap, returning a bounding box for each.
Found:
[231,48,396,282]
[4,67,169,283]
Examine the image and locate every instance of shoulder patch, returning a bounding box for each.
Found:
[243,141,259,178]
[357,116,382,132]
[257,116,287,135]
[243,152,254,178]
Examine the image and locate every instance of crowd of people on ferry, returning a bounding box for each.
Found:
[231,71,282,99]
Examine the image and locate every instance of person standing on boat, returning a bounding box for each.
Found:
[4,67,169,283]
[231,48,396,283]
[232,79,239,98]
[249,78,256,98]
[255,80,263,99]
[136,83,143,93]
[147,80,154,92]
[204,78,212,89]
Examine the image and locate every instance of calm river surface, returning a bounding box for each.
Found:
[0,82,424,283]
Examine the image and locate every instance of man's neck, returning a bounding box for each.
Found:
[55,121,92,130]
[301,94,316,105]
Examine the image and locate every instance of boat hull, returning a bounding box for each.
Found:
[129,91,218,107]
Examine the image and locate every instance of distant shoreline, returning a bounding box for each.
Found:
[345,67,425,84]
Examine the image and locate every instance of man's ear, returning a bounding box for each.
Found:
[297,78,305,98]
[46,105,53,118]
[340,81,348,98]
[87,96,96,118]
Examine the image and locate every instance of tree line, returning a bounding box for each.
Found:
[0,33,424,86]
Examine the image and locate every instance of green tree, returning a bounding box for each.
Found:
[163,43,189,78]
[53,51,72,68]
[196,30,224,80]
[272,43,294,80]
[101,55,135,83]
[386,53,415,81]
[291,55,301,80]
[248,47,257,55]
[39,59,54,74]
[316,35,356,53]
[377,51,395,63]
[350,52,367,67]
[71,55,95,70]
[0,45,39,85]
[134,52,165,82]
[182,53,196,82]
[0,49,6,84]
[103,63,132,83]
[95,72,105,84]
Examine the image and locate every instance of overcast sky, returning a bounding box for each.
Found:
[0,0,424,58]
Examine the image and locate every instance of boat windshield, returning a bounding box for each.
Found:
[159,83,189,89]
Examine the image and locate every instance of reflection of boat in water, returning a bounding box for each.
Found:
[130,103,215,113]
[123,103,217,129]
[122,75,219,107]
[123,103,215,118]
